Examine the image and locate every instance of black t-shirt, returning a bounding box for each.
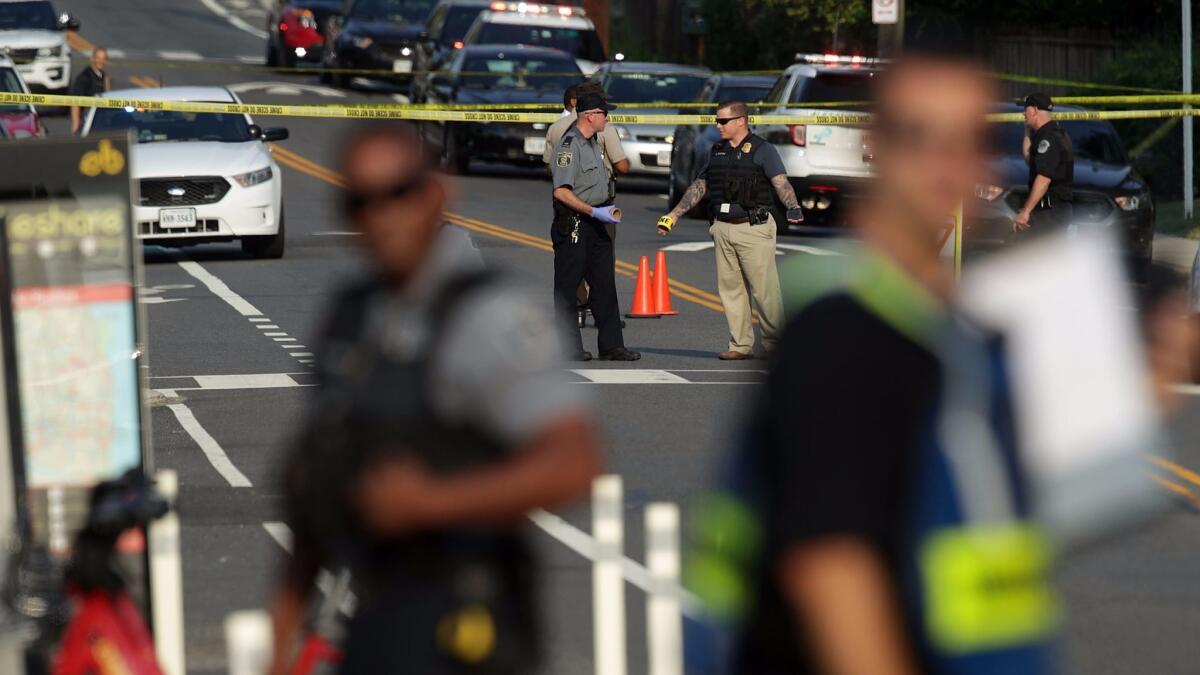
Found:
[1028,121,1074,206]
[733,292,941,675]
[69,67,106,97]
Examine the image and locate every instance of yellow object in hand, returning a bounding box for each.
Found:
[657,215,675,234]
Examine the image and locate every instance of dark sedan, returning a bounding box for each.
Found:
[667,74,777,216]
[265,0,342,67]
[319,0,437,89]
[970,104,1155,281]
[410,0,491,102]
[418,45,583,173]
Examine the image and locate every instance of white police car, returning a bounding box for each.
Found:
[0,0,76,94]
[460,1,605,75]
[756,53,882,228]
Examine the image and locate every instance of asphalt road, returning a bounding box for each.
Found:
[36,1,1200,672]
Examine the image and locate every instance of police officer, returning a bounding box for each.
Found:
[269,125,601,675]
[657,100,802,360]
[69,47,109,135]
[1013,92,1074,235]
[550,92,639,362]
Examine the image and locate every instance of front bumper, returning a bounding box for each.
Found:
[463,124,548,166]
[621,139,672,175]
[132,179,281,241]
[338,46,415,82]
[16,56,69,91]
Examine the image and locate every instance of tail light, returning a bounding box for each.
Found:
[788,124,806,146]
[283,7,317,30]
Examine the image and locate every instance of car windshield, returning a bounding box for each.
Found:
[461,54,581,90]
[606,72,707,104]
[790,72,875,106]
[714,84,772,103]
[0,68,30,112]
[992,120,1128,165]
[89,107,253,143]
[0,1,58,31]
[443,6,484,44]
[349,0,435,21]
[475,23,605,63]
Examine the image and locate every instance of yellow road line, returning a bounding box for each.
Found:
[1151,475,1200,509]
[1150,456,1200,489]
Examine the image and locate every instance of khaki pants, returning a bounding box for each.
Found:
[711,215,784,354]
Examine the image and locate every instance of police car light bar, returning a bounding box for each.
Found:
[489,2,584,16]
[795,53,888,66]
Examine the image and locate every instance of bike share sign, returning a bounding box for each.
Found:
[0,133,148,577]
[873,0,899,24]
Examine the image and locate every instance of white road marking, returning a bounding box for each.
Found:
[257,325,280,330]
[161,391,252,487]
[273,337,297,342]
[392,93,410,105]
[573,369,690,384]
[291,352,314,357]
[237,55,261,64]
[194,373,299,390]
[227,0,250,7]
[659,241,842,256]
[659,241,714,252]
[312,231,361,236]
[175,259,263,316]
[281,344,307,350]
[158,50,203,61]
[107,49,127,58]
[249,317,270,322]
[775,243,844,256]
[196,0,269,39]
[1173,384,1200,396]
[263,332,287,336]
[139,297,186,305]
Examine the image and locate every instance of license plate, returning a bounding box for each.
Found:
[392,59,412,74]
[524,137,546,156]
[657,149,671,166]
[159,208,196,230]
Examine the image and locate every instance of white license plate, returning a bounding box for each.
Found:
[524,137,546,155]
[657,149,671,166]
[159,208,196,230]
[392,59,412,74]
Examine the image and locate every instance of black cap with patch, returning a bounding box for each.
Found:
[1023,92,1053,111]
[576,92,616,113]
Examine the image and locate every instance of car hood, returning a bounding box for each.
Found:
[989,154,1135,191]
[345,18,423,42]
[129,141,270,179]
[611,106,675,137]
[0,30,65,48]
[454,88,563,105]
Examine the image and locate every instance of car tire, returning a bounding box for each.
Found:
[444,129,469,174]
[242,210,286,259]
[266,39,279,68]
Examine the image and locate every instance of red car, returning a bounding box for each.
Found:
[0,61,44,138]
[266,0,342,67]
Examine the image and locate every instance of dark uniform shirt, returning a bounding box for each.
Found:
[69,66,106,98]
[1028,121,1074,208]
[698,133,787,220]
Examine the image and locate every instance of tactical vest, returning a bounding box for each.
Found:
[706,133,774,218]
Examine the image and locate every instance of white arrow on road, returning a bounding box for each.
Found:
[659,241,843,256]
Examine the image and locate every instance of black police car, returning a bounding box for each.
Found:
[667,74,777,217]
[319,0,437,89]
[410,0,491,102]
[417,45,582,173]
[969,103,1155,280]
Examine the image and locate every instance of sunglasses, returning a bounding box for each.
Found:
[584,109,609,118]
[343,175,430,214]
[715,116,744,126]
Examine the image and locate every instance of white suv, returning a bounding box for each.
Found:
[0,0,76,93]
[756,54,881,228]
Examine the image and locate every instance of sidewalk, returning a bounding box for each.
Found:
[1155,233,1197,272]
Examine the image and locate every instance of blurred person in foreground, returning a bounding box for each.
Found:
[692,50,1063,674]
[69,47,109,134]
[269,125,600,674]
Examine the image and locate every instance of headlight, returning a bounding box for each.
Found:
[231,166,273,188]
[615,125,631,140]
[37,45,62,57]
[664,135,674,144]
[974,183,1004,201]
[400,47,412,56]
[1114,194,1146,211]
[351,36,373,49]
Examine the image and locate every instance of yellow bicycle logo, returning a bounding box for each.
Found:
[79,139,125,177]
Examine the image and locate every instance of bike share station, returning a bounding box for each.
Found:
[0,133,185,674]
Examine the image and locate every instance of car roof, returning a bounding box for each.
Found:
[103,86,236,103]
[460,44,575,59]
[436,0,492,5]
[712,74,776,86]
[477,10,592,30]
[0,55,15,67]
[783,63,883,77]
[604,61,711,76]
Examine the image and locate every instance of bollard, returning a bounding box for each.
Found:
[225,610,273,675]
[645,503,683,675]
[149,469,186,675]
[592,474,627,675]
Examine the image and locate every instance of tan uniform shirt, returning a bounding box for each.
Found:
[543,110,626,172]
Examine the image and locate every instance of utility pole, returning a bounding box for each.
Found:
[1184,0,1194,220]
[874,0,904,58]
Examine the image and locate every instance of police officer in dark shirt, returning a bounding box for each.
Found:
[69,47,109,134]
[1013,92,1074,235]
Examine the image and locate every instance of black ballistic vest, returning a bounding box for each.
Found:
[706,133,774,218]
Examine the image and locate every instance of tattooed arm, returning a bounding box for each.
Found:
[668,179,708,221]
[771,175,805,223]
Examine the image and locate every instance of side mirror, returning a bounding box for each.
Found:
[57,12,81,31]
[263,127,289,142]
[247,124,263,140]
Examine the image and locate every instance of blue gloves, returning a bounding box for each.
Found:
[592,205,622,224]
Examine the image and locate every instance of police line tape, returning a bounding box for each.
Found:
[5,92,1200,126]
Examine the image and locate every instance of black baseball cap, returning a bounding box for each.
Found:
[576,92,616,113]
[1023,92,1053,111]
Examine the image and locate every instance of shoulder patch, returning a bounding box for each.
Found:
[556,151,572,168]
[1037,139,1050,154]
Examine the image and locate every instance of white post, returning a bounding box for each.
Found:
[592,475,626,675]
[1185,0,1194,220]
[149,469,186,675]
[645,503,682,675]
[225,610,273,675]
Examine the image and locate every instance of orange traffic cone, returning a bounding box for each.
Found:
[626,255,660,318]
[652,250,679,316]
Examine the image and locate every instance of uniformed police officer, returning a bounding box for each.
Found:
[269,125,601,675]
[657,101,803,360]
[69,47,109,135]
[550,92,639,362]
[1013,92,1074,235]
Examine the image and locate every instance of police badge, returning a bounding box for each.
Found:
[741,142,752,153]
[1037,139,1050,154]
[557,152,572,167]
